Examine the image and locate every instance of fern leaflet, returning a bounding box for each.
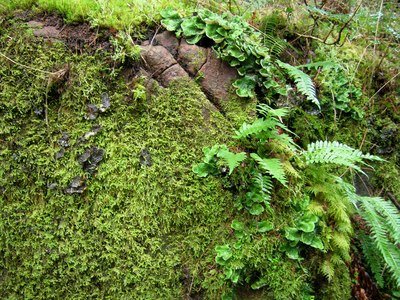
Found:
[277,60,320,108]
[301,141,383,173]
[250,153,287,187]
[217,148,247,175]
[359,197,400,287]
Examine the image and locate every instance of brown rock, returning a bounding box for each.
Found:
[27,21,44,29]
[33,26,60,38]
[140,45,177,77]
[199,49,238,103]
[155,31,179,56]
[177,39,208,76]
[159,64,189,86]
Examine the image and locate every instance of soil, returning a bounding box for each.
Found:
[20,11,113,53]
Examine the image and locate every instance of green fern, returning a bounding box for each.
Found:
[360,234,385,288]
[276,60,320,108]
[217,147,247,175]
[233,118,279,139]
[320,259,335,282]
[359,196,400,287]
[250,153,287,187]
[253,172,273,198]
[301,140,383,173]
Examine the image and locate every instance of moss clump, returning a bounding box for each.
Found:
[0,19,237,299]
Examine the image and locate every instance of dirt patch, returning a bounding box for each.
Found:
[24,12,113,53]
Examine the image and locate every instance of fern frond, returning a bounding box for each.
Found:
[233,118,279,139]
[359,198,400,287]
[257,103,289,118]
[276,60,320,108]
[281,160,300,178]
[216,147,247,175]
[297,61,337,70]
[252,172,273,196]
[307,201,325,217]
[330,253,346,266]
[360,234,385,288]
[332,232,350,253]
[320,259,335,282]
[369,197,400,243]
[301,141,383,173]
[250,153,287,187]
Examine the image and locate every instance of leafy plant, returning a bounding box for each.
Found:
[193,104,392,296]
[161,8,320,107]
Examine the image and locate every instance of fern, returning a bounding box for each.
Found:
[360,234,385,288]
[301,140,383,173]
[250,153,287,187]
[297,61,337,70]
[320,259,335,282]
[217,147,247,175]
[233,118,279,139]
[253,172,273,197]
[359,196,400,287]
[276,60,320,108]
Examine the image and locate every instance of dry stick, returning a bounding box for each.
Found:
[0,52,57,75]
[0,52,57,128]
[368,71,400,101]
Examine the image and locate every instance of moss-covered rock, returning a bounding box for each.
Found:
[0,20,237,299]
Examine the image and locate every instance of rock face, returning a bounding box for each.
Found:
[177,39,208,76]
[140,34,242,112]
[140,36,238,101]
[141,45,177,77]
[154,31,179,56]
[140,45,188,87]
[199,49,238,104]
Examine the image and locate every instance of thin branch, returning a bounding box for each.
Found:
[0,52,57,75]
[368,71,400,101]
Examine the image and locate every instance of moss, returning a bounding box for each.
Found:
[0,20,237,299]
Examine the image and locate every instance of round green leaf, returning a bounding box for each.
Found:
[231,220,245,232]
[249,203,264,215]
[257,220,274,233]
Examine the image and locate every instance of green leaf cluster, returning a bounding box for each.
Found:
[161,8,320,107]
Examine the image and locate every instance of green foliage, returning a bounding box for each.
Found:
[0,0,193,30]
[276,60,320,108]
[161,8,320,107]
[301,140,383,173]
[110,31,141,64]
[358,196,400,287]
[250,153,287,187]
[193,104,381,296]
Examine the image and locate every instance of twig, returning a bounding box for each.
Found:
[387,192,400,211]
[368,71,400,101]
[0,52,56,75]
[359,129,368,150]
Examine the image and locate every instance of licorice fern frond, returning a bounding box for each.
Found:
[320,259,335,282]
[360,234,385,288]
[359,197,400,287]
[216,147,247,175]
[233,118,279,139]
[301,141,383,174]
[250,153,287,187]
[276,60,320,108]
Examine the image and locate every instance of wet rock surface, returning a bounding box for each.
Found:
[199,49,238,104]
[141,45,177,77]
[154,31,179,56]
[159,64,189,86]
[140,35,239,110]
[177,39,208,76]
